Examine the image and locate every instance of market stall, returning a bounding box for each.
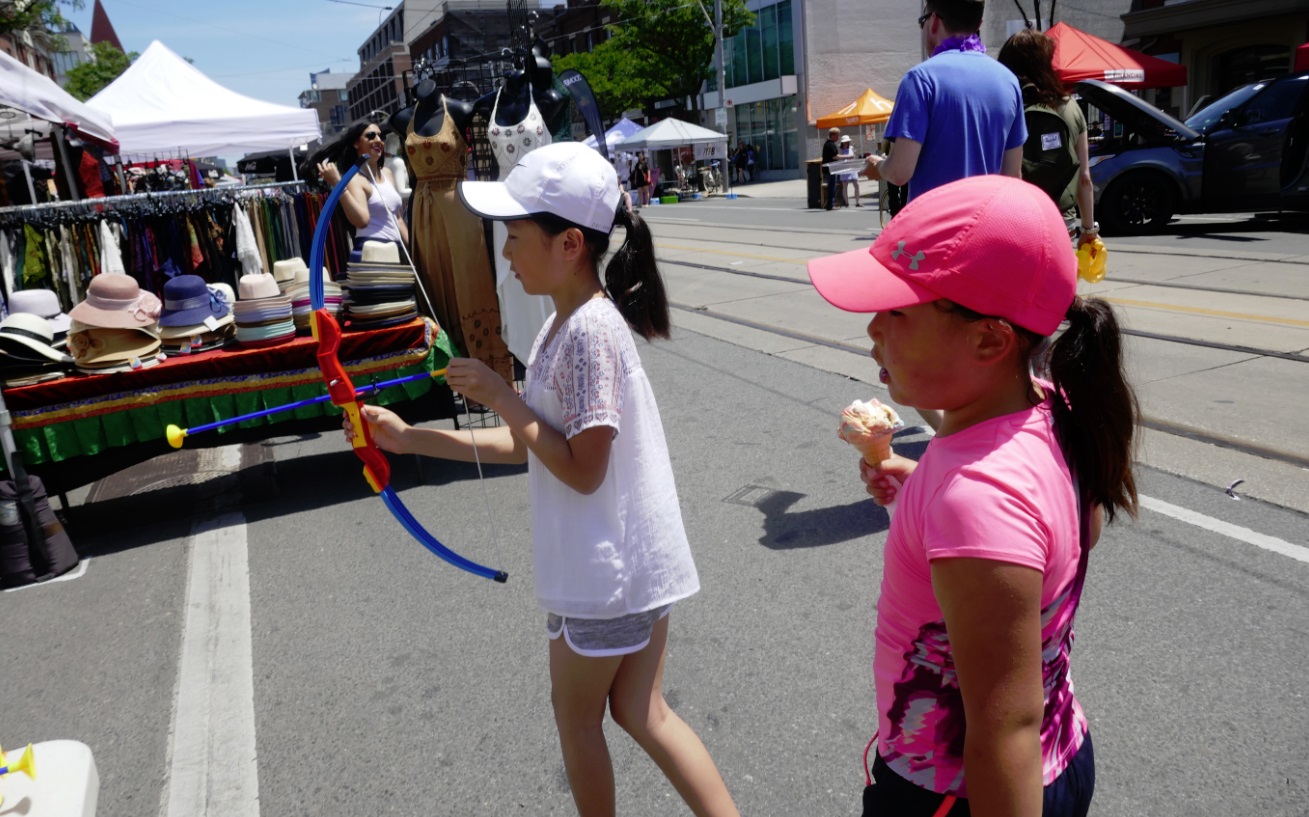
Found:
[86,40,319,165]
[814,87,894,152]
[4,316,453,494]
[620,118,729,196]
[1046,22,1188,90]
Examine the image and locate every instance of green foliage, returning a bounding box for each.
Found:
[0,0,83,49]
[64,41,136,100]
[554,0,752,121]
[554,41,662,124]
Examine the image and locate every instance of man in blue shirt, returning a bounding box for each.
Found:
[865,0,1026,203]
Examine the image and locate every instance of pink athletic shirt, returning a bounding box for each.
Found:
[874,397,1088,797]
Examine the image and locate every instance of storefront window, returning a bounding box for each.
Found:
[732,95,799,172]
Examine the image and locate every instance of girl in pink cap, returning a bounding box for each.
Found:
[809,173,1138,817]
[349,142,738,817]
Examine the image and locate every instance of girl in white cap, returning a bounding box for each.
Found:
[353,142,739,817]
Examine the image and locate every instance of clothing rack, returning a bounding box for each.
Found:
[0,181,307,218]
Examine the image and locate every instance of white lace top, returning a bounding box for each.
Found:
[521,298,700,618]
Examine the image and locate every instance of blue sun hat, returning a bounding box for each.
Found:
[159,275,231,328]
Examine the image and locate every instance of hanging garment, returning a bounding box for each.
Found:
[488,86,554,365]
[232,204,263,276]
[98,220,126,275]
[22,224,47,286]
[406,97,512,382]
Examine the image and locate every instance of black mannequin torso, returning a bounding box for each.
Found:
[473,60,567,132]
[399,80,475,139]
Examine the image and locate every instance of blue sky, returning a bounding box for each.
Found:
[66,0,384,107]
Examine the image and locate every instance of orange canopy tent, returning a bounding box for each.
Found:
[1046,22,1187,90]
[815,88,894,130]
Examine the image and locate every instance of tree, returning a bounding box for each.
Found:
[0,0,83,51]
[554,41,663,124]
[554,0,752,120]
[64,41,136,101]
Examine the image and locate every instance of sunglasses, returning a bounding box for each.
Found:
[917,10,933,28]
[362,131,383,141]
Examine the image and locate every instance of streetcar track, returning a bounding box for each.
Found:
[649,221,1309,272]
[668,301,1309,470]
[660,256,1309,358]
[657,237,1309,302]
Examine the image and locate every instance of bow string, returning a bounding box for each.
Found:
[308,157,508,583]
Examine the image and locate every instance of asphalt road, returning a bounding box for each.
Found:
[3,325,1308,816]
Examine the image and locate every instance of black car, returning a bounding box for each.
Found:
[1077,72,1309,233]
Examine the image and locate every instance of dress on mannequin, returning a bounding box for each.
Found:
[487,85,554,365]
[405,96,513,383]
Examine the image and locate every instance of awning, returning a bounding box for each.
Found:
[0,49,118,151]
[1046,21,1188,90]
[814,88,894,129]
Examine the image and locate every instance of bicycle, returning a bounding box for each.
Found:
[699,160,723,195]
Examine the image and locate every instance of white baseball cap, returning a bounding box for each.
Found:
[459,142,620,234]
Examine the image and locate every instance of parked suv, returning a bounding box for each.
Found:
[1078,73,1309,233]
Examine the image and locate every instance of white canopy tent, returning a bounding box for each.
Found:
[583,117,644,153]
[87,41,319,160]
[619,117,727,151]
[0,49,118,151]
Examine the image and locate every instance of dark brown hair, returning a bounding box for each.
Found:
[940,297,1139,522]
[530,206,670,341]
[925,0,984,34]
[997,29,1068,109]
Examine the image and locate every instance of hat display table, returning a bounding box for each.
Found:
[0,318,456,493]
[0,740,99,817]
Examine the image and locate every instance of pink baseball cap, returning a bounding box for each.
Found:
[807,175,1077,337]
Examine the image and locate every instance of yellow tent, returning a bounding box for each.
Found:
[814,88,894,130]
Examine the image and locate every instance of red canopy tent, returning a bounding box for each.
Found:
[1046,21,1188,90]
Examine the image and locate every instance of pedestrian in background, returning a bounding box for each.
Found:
[631,152,652,207]
[838,134,862,207]
[863,0,1025,431]
[863,0,1025,203]
[997,28,1098,247]
[810,174,1134,817]
[823,126,842,210]
[350,143,740,817]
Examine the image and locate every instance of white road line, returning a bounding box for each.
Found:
[162,511,260,817]
[1139,495,1309,565]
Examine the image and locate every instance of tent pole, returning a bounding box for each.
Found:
[53,125,80,202]
[289,147,299,181]
[20,160,37,204]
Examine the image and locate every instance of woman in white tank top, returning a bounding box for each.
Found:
[317,119,408,249]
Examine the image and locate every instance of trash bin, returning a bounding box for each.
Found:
[806,160,823,210]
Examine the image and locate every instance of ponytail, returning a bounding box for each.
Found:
[528,205,670,341]
[1047,296,1139,522]
[605,206,670,340]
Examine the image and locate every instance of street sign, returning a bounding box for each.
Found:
[715,108,727,127]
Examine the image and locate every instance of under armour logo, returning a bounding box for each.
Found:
[890,241,926,270]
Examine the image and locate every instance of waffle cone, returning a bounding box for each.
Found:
[855,433,893,466]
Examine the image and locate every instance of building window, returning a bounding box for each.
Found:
[1213,44,1291,96]
[724,0,792,90]
[732,94,798,171]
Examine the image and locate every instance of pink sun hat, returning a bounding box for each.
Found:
[807,175,1077,337]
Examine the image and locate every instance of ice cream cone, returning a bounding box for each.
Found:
[854,432,894,466]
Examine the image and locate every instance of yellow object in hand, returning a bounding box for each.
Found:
[1077,236,1107,283]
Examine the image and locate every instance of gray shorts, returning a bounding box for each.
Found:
[546,604,673,657]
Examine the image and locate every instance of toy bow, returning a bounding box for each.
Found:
[308,158,507,582]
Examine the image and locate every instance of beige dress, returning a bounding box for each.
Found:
[406,98,513,383]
